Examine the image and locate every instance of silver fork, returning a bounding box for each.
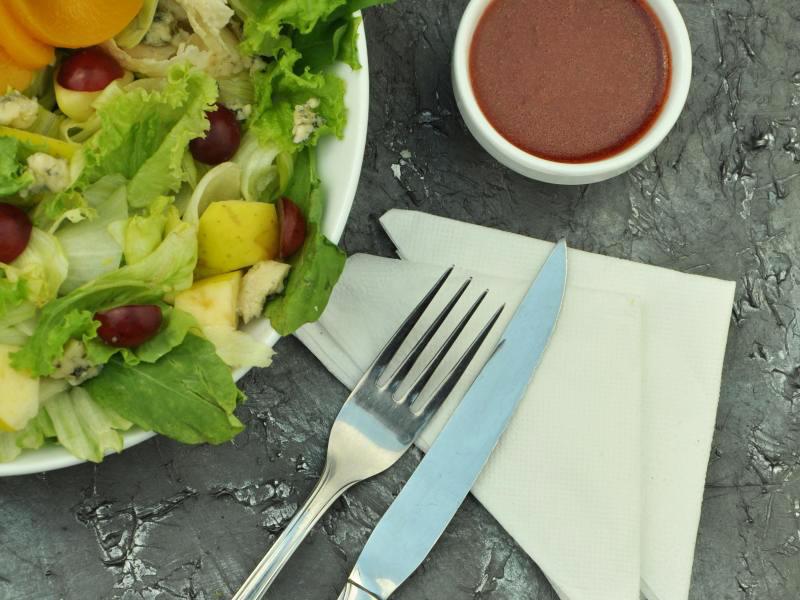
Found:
[233,268,503,600]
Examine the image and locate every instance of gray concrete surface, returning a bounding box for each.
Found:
[2,1,799,598]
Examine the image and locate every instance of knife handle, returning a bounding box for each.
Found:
[337,582,380,600]
[233,461,355,600]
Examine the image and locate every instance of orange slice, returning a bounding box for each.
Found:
[0,48,35,92]
[0,1,54,69]
[6,0,144,49]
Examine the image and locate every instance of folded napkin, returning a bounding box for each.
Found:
[296,210,735,600]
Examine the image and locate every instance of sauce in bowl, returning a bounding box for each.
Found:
[469,0,671,163]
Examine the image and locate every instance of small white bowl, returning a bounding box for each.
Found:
[452,0,692,185]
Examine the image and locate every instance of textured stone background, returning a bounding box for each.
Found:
[2,0,800,598]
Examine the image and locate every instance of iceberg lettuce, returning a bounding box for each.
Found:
[2,228,69,309]
[43,387,132,463]
[56,175,129,293]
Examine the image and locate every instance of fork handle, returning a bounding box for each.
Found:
[233,461,355,600]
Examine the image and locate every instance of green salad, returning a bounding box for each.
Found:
[0,0,389,464]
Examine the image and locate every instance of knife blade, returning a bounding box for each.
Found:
[336,240,568,600]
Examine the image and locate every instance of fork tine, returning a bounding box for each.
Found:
[395,289,489,405]
[378,277,473,388]
[369,266,454,375]
[414,303,505,420]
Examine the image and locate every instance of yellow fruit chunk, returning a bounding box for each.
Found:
[6,0,144,49]
[198,201,280,277]
[0,48,35,93]
[174,271,243,330]
[0,1,54,69]
[0,345,40,433]
[0,126,79,158]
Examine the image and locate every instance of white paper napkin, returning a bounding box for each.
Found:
[297,210,736,600]
[299,256,644,599]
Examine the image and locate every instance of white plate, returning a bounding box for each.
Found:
[0,25,369,477]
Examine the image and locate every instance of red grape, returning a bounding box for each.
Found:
[57,47,125,92]
[278,197,307,258]
[189,105,241,165]
[95,305,163,348]
[0,203,33,263]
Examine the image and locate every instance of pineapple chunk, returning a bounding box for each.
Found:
[0,344,39,432]
[174,271,243,329]
[197,200,280,277]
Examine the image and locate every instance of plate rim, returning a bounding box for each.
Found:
[0,25,370,478]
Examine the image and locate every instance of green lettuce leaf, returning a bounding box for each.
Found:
[31,189,96,233]
[0,409,55,463]
[234,0,390,64]
[85,305,197,367]
[250,49,346,153]
[0,300,36,345]
[85,334,245,445]
[11,223,197,377]
[231,0,339,56]
[55,175,129,293]
[0,274,27,317]
[265,149,345,334]
[78,64,218,208]
[0,137,34,197]
[43,387,132,463]
[293,15,362,71]
[2,228,69,308]
[123,195,176,265]
[218,72,256,109]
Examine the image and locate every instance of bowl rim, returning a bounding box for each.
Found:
[452,0,693,181]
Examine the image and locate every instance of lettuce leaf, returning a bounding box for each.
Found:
[77,64,218,209]
[0,409,55,463]
[292,14,362,71]
[0,380,132,464]
[55,176,129,293]
[234,0,389,65]
[265,149,345,334]
[0,137,34,197]
[231,0,338,56]
[11,223,197,377]
[0,274,27,317]
[84,305,197,367]
[31,189,96,233]
[0,299,36,345]
[85,334,245,445]
[123,195,176,265]
[201,325,274,369]
[2,228,69,308]
[250,48,346,153]
[43,387,132,463]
